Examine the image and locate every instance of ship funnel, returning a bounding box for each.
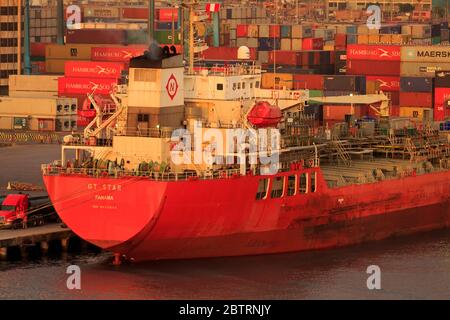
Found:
[144,42,164,61]
[237,46,251,60]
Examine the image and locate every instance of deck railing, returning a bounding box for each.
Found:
[41,165,244,182]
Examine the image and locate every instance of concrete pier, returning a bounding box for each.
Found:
[0,224,74,259]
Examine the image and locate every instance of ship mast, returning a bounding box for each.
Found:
[181,0,209,74]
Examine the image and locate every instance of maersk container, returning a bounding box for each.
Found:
[400,77,433,93]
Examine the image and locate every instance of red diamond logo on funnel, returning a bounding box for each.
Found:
[166,74,178,100]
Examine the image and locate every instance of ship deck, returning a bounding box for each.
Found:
[321,158,439,188]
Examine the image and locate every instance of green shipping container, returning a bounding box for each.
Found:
[126,30,149,45]
[432,36,441,45]
[280,25,291,38]
[308,90,324,98]
[154,30,181,45]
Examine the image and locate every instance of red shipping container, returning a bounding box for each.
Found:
[390,105,400,117]
[269,51,299,65]
[399,92,433,107]
[390,92,400,107]
[269,25,281,38]
[202,47,257,60]
[335,34,347,50]
[66,29,126,44]
[302,38,324,51]
[347,60,401,76]
[91,46,146,62]
[293,74,324,90]
[31,43,47,57]
[158,8,179,21]
[65,61,125,79]
[58,77,118,95]
[236,25,248,37]
[347,44,401,61]
[366,76,400,92]
[121,7,148,20]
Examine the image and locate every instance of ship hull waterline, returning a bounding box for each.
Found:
[43,168,450,261]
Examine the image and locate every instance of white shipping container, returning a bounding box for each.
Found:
[400,62,450,77]
[401,46,450,62]
[8,75,59,93]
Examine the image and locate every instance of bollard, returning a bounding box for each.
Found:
[61,238,69,252]
[40,241,49,255]
[20,246,28,259]
[0,247,7,260]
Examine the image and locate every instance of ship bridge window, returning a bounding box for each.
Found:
[217,83,224,91]
[311,172,317,193]
[233,83,237,91]
[256,178,269,200]
[271,177,285,199]
[250,82,253,89]
[242,82,246,89]
[287,176,296,196]
[138,114,149,122]
[238,83,241,90]
[299,173,308,194]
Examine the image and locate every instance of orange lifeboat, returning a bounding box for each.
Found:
[247,101,282,128]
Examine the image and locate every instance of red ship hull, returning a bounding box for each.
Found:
[43,168,450,261]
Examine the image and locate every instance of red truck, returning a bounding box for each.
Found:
[0,194,55,229]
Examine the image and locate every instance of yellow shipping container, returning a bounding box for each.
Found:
[280,39,291,51]
[379,34,392,44]
[45,44,113,60]
[291,38,302,50]
[399,107,433,121]
[248,24,259,37]
[368,34,380,44]
[262,73,294,90]
[357,34,369,44]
